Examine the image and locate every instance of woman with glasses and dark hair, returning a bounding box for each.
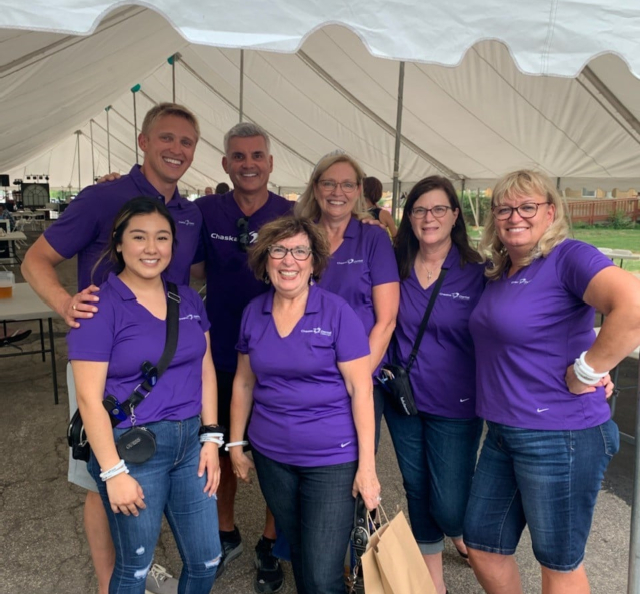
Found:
[385,175,485,594]
[67,197,222,594]
[228,216,380,594]
[464,170,640,594]
[295,154,399,450]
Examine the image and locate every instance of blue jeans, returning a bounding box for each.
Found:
[384,402,483,554]
[88,416,221,594]
[252,449,357,594]
[464,419,619,571]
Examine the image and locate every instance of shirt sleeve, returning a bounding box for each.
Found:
[367,227,400,287]
[43,186,102,258]
[236,302,253,354]
[66,296,115,362]
[334,302,371,362]
[556,240,615,299]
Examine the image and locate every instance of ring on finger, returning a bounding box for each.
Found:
[72,304,77,311]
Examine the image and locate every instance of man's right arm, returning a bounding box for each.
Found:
[21,236,99,328]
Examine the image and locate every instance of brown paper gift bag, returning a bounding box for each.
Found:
[361,509,436,594]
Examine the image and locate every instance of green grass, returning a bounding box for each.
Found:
[570,227,640,272]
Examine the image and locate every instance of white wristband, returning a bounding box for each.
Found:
[224,440,249,452]
[200,432,225,447]
[573,351,608,386]
[100,459,129,481]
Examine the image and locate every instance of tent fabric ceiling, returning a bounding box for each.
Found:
[2,4,640,194]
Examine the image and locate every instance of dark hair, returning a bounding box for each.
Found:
[394,176,481,279]
[248,216,330,282]
[215,182,230,194]
[91,197,177,281]
[363,177,383,204]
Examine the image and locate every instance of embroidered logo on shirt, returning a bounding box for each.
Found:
[179,314,201,321]
[459,398,470,403]
[510,278,531,285]
[440,292,471,301]
[341,441,351,448]
[336,258,364,265]
[210,231,258,243]
[301,327,332,336]
[536,407,549,413]
[178,219,195,226]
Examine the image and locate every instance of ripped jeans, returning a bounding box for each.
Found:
[88,416,221,594]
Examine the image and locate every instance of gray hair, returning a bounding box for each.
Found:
[224,122,271,155]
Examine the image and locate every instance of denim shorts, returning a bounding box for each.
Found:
[463,419,619,571]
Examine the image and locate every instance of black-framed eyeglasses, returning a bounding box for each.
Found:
[317,180,359,193]
[267,245,313,261]
[492,202,549,220]
[410,205,452,219]
[237,217,250,252]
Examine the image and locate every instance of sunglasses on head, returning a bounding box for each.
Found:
[236,217,250,252]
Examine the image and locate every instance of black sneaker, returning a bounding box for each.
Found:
[254,536,284,593]
[216,526,243,578]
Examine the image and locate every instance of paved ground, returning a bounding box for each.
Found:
[1,228,638,594]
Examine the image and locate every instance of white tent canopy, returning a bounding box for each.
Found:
[2,2,640,193]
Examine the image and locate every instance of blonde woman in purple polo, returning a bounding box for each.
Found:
[465,170,640,594]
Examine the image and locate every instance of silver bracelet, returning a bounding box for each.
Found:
[224,440,249,452]
[199,432,225,447]
[573,351,608,386]
[99,459,129,481]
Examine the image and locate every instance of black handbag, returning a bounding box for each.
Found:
[67,283,181,463]
[378,268,448,416]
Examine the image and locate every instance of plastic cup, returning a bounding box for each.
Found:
[0,270,14,298]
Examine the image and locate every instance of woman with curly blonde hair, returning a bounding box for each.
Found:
[464,170,640,594]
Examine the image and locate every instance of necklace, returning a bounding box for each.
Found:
[418,255,445,282]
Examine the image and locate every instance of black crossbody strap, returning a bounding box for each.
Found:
[405,268,448,373]
[122,282,181,414]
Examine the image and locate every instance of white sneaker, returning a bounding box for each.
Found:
[145,563,178,594]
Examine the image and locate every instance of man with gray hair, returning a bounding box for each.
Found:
[193,121,292,593]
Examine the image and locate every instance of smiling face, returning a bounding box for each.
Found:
[265,232,314,299]
[494,192,555,257]
[222,135,273,197]
[116,212,173,283]
[139,114,198,189]
[409,189,459,250]
[314,162,361,222]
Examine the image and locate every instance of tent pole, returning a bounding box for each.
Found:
[171,54,176,102]
[89,120,96,183]
[131,84,141,164]
[630,359,640,594]
[75,130,82,191]
[239,50,245,123]
[105,106,112,173]
[392,61,405,222]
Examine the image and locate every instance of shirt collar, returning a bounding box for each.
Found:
[128,165,184,207]
[106,272,168,301]
[262,283,322,315]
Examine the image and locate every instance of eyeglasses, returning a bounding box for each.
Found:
[267,245,313,261]
[237,217,250,252]
[317,180,359,193]
[492,202,549,220]
[410,205,452,219]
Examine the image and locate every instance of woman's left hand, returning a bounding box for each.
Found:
[353,467,381,511]
[566,365,615,398]
[198,442,221,497]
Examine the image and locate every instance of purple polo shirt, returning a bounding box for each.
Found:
[393,245,485,418]
[469,239,614,430]
[66,273,210,427]
[45,165,202,291]
[318,217,399,376]
[195,191,293,373]
[236,285,370,466]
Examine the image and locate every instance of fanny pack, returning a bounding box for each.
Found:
[67,283,180,463]
[377,269,448,416]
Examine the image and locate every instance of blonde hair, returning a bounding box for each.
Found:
[480,170,569,281]
[294,153,370,221]
[141,103,200,141]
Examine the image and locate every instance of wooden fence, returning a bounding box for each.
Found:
[566,197,639,225]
